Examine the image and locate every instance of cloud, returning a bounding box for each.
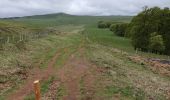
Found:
[0,0,170,18]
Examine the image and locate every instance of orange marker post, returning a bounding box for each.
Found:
[34,80,41,100]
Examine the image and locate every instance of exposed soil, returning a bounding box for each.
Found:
[6,40,170,100]
[58,54,95,100]
[7,48,64,100]
[41,40,99,100]
[42,80,61,100]
[6,37,100,100]
[128,55,170,77]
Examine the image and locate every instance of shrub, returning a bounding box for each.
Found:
[129,6,170,55]
[149,32,165,54]
[98,21,106,28]
[109,24,116,32]
[113,23,128,37]
[98,21,114,29]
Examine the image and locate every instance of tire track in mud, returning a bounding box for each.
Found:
[8,38,99,100]
[7,47,68,100]
[40,38,98,100]
[55,41,98,100]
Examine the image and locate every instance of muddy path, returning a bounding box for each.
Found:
[59,41,99,100]
[7,48,67,100]
[42,40,99,100]
[7,36,100,100]
[59,53,95,100]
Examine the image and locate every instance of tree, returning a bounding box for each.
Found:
[98,21,107,28]
[149,32,165,53]
[129,6,170,54]
[109,24,116,32]
[130,7,153,51]
[159,7,170,55]
[98,21,114,29]
[111,23,128,37]
[105,21,112,28]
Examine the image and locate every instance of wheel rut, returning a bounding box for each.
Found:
[7,48,66,100]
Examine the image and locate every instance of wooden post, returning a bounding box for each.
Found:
[7,37,9,43]
[34,80,41,100]
[135,49,138,54]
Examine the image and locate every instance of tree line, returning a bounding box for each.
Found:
[98,21,128,37]
[98,6,170,55]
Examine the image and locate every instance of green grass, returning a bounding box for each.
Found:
[83,25,170,99]
[0,25,84,98]
[0,96,5,100]
[41,76,55,94]
[24,76,55,100]
[24,93,35,100]
[1,13,170,99]
[106,86,145,100]
[54,38,82,68]
[84,38,169,99]
[2,13,132,28]
[79,76,86,99]
[84,27,133,52]
[84,25,170,59]
[56,84,66,100]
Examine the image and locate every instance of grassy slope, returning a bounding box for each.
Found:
[0,24,83,99]
[84,25,170,99]
[84,25,169,59]
[1,13,170,99]
[8,13,132,28]
[84,26,133,52]
[0,20,31,37]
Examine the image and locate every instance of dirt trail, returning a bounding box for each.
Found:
[42,40,98,100]
[60,42,97,100]
[43,55,97,100]
[8,38,99,100]
[7,48,65,100]
[59,54,91,100]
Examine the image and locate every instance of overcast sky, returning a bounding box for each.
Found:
[0,0,170,18]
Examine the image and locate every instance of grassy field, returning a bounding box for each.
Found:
[4,13,132,28]
[84,26,133,52]
[83,26,170,99]
[84,25,170,59]
[0,24,83,99]
[0,13,170,100]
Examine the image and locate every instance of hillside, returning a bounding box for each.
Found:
[2,13,133,28]
[0,13,170,100]
[0,21,31,35]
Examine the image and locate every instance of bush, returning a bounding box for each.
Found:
[113,23,128,37]
[15,41,26,50]
[129,7,170,55]
[149,32,165,54]
[105,21,112,28]
[98,21,114,29]
[109,24,116,32]
[98,22,107,28]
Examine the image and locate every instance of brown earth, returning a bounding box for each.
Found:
[58,53,96,100]
[128,55,170,77]
[42,42,99,100]
[7,39,101,100]
[7,48,65,100]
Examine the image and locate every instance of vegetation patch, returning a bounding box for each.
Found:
[56,84,66,100]
[106,85,145,100]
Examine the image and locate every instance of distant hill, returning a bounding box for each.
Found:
[1,13,133,28]
[2,12,132,19]
[1,13,72,19]
[18,13,74,19]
